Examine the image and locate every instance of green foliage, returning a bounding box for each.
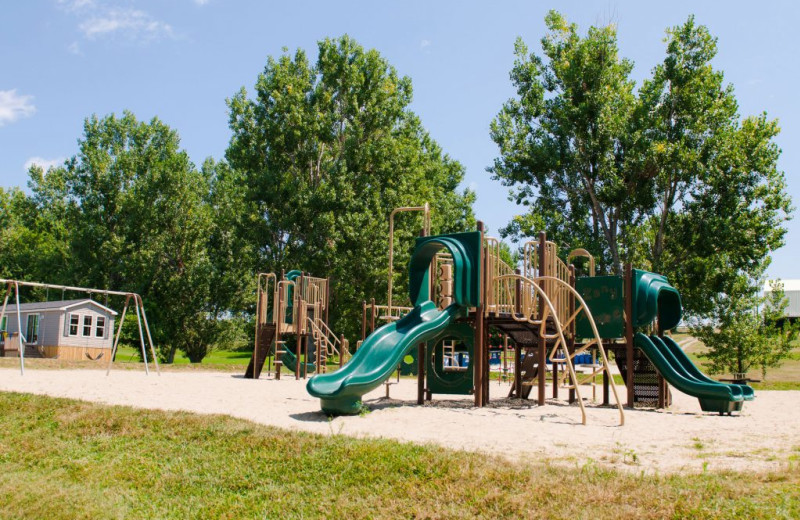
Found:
[490,12,793,318]
[225,35,475,339]
[23,112,219,363]
[692,280,798,377]
[0,186,70,281]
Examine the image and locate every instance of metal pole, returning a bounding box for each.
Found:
[254,275,263,378]
[137,295,160,375]
[14,282,25,375]
[387,204,430,316]
[0,283,11,348]
[0,279,133,297]
[133,298,149,375]
[107,296,131,375]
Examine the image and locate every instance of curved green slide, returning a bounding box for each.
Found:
[635,333,745,414]
[660,336,754,401]
[281,348,316,376]
[307,230,481,414]
[307,301,462,414]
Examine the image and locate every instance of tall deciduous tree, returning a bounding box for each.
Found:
[28,112,217,362]
[490,12,792,317]
[226,36,474,339]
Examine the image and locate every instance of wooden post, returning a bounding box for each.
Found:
[482,229,490,404]
[624,264,635,408]
[370,298,376,334]
[514,269,522,398]
[483,326,490,403]
[568,264,576,404]
[361,301,367,342]
[537,231,547,406]
[602,348,610,405]
[657,319,668,408]
[324,278,330,328]
[514,342,522,398]
[275,281,283,380]
[417,341,425,405]
[339,334,345,369]
[502,334,508,383]
[474,221,485,407]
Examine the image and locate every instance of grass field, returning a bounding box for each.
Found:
[683,338,800,391]
[0,392,797,520]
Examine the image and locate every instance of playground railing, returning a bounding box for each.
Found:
[484,237,516,317]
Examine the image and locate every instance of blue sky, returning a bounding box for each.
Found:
[2,1,797,279]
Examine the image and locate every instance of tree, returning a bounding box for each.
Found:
[28,112,218,362]
[490,12,793,317]
[225,35,474,340]
[0,185,70,282]
[490,11,648,273]
[692,280,797,379]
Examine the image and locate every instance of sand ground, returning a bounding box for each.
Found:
[0,367,797,473]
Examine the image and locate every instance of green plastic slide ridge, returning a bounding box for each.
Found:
[634,333,744,414]
[649,335,746,401]
[659,336,754,401]
[307,301,463,414]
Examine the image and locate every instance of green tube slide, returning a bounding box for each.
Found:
[634,333,744,414]
[659,336,754,401]
[307,301,462,414]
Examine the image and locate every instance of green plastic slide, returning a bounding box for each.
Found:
[659,336,754,401]
[634,333,745,414]
[281,349,316,376]
[307,301,462,414]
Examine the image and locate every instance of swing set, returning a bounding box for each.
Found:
[0,278,159,376]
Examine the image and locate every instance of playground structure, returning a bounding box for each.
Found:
[308,211,754,420]
[0,278,159,376]
[244,270,350,380]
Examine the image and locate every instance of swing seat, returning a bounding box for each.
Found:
[85,352,104,361]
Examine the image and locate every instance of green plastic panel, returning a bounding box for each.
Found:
[409,231,482,308]
[576,276,624,339]
[425,323,474,395]
[631,269,682,330]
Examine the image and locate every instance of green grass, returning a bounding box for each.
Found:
[0,392,798,519]
[113,345,252,365]
[683,337,800,388]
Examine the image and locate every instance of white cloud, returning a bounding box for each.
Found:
[79,8,174,41]
[420,39,431,50]
[24,156,65,172]
[58,0,96,11]
[194,0,210,5]
[0,89,36,126]
[67,41,82,55]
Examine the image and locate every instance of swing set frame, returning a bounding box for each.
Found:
[0,278,159,376]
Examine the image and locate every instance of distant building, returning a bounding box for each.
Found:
[764,280,800,319]
[0,299,118,361]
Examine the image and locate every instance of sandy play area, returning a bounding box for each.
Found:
[0,367,797,474]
